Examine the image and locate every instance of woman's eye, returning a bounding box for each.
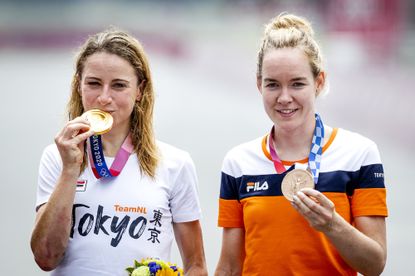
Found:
[113,83,127,89]
[87,81,100,86]
[292,82,305,87]
[265,82,278,88]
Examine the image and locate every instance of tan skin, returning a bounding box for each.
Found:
[31,52,207,275]
[215,48,386,276]
[174,221,208,275]
[215,228,245,276]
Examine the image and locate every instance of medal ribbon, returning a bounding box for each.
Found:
[87,133,134,179]
[269,113,325,184]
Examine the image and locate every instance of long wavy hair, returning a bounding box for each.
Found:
[68,28,159,178]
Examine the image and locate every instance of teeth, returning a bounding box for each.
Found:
[279,109,295,114]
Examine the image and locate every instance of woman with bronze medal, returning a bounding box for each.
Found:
[216,13,387,276]
[30,29,207,275]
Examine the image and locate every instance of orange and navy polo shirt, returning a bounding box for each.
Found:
[218,128,388,275]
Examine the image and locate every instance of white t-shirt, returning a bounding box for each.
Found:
[36,141,202,276]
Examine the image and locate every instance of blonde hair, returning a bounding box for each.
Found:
[257,12,324,80]
[68,28,159,178]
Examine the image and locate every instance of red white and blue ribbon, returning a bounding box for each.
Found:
[269,113,325,184]
[87,133,134,179]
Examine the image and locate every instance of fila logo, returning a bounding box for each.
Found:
[76,180,87,192]
[246,181,269,192]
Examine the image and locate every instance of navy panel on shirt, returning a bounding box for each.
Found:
[238,173,285,200]
[220,172,240,200]
[221,163,385,200]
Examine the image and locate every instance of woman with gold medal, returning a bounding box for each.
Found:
[30,28,207,275]
[215,13,387,276]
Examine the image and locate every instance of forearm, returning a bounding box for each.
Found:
[324,214,386,276]
[183,246,207,276]
[185,264,208,276]
[181,235,208,275]
[173,221,208,276]
[31,171,78,271]
[182,246,207,276]
[214,266,242,276]
[214,253,243,276]
[214,228,244,276]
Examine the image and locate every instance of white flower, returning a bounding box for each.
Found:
[131,266,150,276]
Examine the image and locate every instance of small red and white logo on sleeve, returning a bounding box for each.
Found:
[76,180,87,192]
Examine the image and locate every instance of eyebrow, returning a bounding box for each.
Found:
[112,78,130,83]
[263,77,308,82]
[291,77,307,82]
[263,78,277,82]
[84,77,130,83]
[84,76,100,81]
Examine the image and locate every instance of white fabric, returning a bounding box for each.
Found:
[222,127,382,177]
[36,141,201,276]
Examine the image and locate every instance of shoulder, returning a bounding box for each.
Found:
[157,140,192,160]
[43,143,59,154]
[329,128,382,167]
[334,128,378,150]
[40,143,61,163]
[222,136,267,176]
[224,136,264,161]
[155,141,198,185]
[156,140,194,169]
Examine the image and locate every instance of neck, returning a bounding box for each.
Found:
[273,118,316,161]
[101,124,130,157]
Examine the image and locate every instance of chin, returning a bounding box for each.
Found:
[275,119,299,130]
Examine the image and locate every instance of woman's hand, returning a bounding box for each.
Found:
[291,188,336,233]
[292,188,386,275]
[54,116,94,174]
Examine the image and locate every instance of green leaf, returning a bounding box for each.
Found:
[126,267,135,274]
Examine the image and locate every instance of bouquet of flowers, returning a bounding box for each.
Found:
[126,258,184,276]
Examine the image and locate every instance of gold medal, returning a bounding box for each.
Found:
[281,169,314,201]
[82,109,113,135]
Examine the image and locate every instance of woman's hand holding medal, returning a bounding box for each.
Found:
[55,116,95,174]
[54,109,112,175]
[281,167,337,233]
[291,188,336,233]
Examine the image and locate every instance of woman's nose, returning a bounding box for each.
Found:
[277,87,292,104]
[98,86,112,105]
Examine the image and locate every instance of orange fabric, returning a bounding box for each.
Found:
[218,192,377,276]
[351,188,388,217]
[218,198,243,227]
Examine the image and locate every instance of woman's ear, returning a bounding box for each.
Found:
[76,75,82,96]
[257,76,263,94]
[315,71,326,96]
[136,80,145,102]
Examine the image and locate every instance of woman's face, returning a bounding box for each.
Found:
[257,47,324,132]
[79,52,141,133]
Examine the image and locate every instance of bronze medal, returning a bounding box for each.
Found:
[82,109,113,135]
[281,169,314,201]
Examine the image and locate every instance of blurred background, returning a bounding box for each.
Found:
[1,0,414,275]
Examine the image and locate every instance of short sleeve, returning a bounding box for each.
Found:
[350,142,388,217]
[218,154,244,228]
[36,144,62,210]
[169,153,202,223]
